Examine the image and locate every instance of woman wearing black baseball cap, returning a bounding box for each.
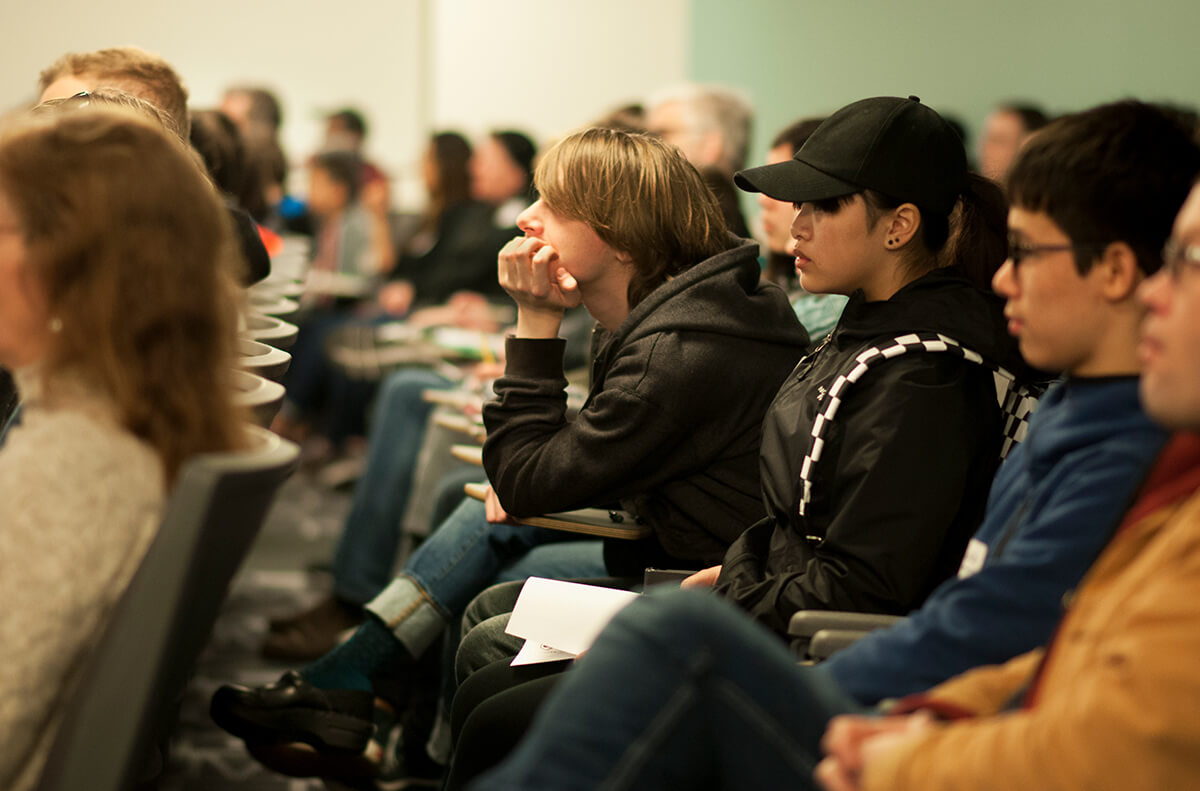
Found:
[704,95,1041,628]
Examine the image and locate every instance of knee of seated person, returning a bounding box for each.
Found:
[463,580,525,632]
[456,613,514,682]
[613,588,730,640]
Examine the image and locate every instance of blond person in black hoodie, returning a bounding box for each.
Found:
[212,128,809,777]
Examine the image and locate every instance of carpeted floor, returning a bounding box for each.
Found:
[158,471,353,791]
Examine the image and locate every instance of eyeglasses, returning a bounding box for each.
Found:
[1006,236,1103,269]
[1162,238,1200,280]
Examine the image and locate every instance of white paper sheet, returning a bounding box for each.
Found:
[505,577,639,665]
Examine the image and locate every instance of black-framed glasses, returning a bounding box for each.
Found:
[1162,238,1200,280]
[1007,236,1103,269]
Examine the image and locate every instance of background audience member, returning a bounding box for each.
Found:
[37,48,271,284]
[758,116,847,339]
[379,131,512,320]
[469,129,538,229]
[190,108,274,239]
[0,106,247,791]
[978,100,1049,182]
[646,84,754,236]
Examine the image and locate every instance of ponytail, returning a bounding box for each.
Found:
[940,173,1009,291]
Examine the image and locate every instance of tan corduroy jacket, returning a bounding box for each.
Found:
[863,480,1200,791]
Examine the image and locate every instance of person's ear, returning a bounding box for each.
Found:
[883,203,921,250]
[1093,240,1143,301]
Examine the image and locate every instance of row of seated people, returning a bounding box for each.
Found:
[252,98,868,664]
[208,94,1200,791]
[6,42,1200,791]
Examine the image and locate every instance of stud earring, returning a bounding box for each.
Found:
[49,317,63,333]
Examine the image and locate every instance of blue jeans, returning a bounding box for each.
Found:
[366,497,606,657]
[332,367,454,604]
[471,589,869,791]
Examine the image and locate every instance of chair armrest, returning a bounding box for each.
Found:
[788,610,904,638]
[808,628,878,661]
[463,482,650,540]
[433,412,486,441]
[450,444,484,466]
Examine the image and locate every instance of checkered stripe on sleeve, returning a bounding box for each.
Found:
[797,332,1039,518]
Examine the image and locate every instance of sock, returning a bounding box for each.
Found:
[301,612,409,692]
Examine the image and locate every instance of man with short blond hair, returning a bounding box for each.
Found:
[39,47,189,140]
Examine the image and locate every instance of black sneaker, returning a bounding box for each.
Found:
[210,671,375,753]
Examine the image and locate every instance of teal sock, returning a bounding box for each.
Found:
[300,613,408,692]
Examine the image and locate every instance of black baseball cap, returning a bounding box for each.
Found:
[735,96,968,216]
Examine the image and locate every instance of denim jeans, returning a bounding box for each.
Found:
[366,497,606,658]
[471,589,869,791]
[332,367,454,604]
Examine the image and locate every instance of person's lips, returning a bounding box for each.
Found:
[1004,309,1023,337]
[1139,329,1163,366]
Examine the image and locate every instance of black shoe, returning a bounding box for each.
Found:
[243,698,442,788]
[210,670,375,753]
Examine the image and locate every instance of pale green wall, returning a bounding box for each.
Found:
[689,0,1200,174]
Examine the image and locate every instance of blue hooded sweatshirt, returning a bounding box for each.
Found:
[822,377,1166,703]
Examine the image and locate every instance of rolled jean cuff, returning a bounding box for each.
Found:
[365,574,449,658]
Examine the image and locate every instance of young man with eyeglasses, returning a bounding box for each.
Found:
[460,100,1200,791]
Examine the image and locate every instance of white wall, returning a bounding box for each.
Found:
[431,0,689,142]
[1,0,690,208]
[2,0,428,197]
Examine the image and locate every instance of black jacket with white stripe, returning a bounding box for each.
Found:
[714,265,1043,635]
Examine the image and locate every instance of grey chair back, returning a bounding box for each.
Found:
[237,338,292,383]
[242,313,299,351]
[34,425,299,791]
[231,369,286,428]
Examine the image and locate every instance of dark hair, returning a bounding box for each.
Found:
[996,102,1050,135]
[190,109,269,220]
[190,110,244,195]
[227,86,282,130]
[329,108,367,139]
[492,130,537,190]
[311,149,363,203]
[591,103,646,133]
[428,131,473,224]
[1007,100,1200,276]
[771,117,825,153]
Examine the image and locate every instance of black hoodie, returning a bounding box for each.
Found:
[482,238,809,573]
[715,266,1044,634]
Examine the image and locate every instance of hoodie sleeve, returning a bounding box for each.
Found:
[482,332,718,518]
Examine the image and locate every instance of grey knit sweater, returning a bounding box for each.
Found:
[0,367,164,790]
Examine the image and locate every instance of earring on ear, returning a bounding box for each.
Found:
[49,317,62,333]
[887,237,900,247]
